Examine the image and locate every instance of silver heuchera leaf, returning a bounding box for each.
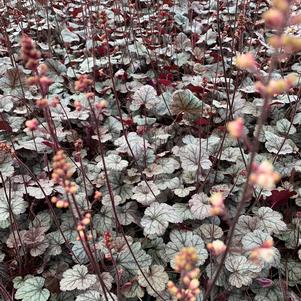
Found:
[0,189,27,222]
[115,242,152,275]
[255,207,287,235]
[60,265,97,291]
[225,255,262,288]
[137,265,169,297]
[170,89,204,116]
[15,277,50,301]
[132,181,160,206]
[131,85,160,111]
[189,193,212,220]
[166,230,208,268]
[114,132,150,158]
[177,143,212,172]
[141,202,182,237]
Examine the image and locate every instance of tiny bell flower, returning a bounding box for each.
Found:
[167,248,201,301]
[174,247,199,272]
[36,98,49,108]
[95,99,108,110]
[207,240,227,256]
[250,239,275,263]
[55,200,65,208]
[272,0,289,12]
[250,160,281,189]
[263,8,285,29]
[235,53,257,71]
[25,118,39,131]
[75,75,93,92]
[209,192,225,216]
[94,191,102,200]
[74,100,82,111]
[226,117,244,138]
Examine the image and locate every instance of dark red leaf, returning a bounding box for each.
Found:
[266,189,296,208]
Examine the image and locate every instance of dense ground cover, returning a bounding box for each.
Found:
[1,0,301,300]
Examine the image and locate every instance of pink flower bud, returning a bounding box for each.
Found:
[226,117,244,138]
[25,119,39,131]
[236,53,257,71]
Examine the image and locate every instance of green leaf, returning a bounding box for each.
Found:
[76,291,101,301]
[60,265,97,291]
[197,224,223,243]
[276,119,296,135]
[264,131,298,155]
[0,155,14,181]
[252,281,285,301]
[75,290,102,301]
[61,29,80,43]
[122,280,144,299]
[114,132,149,158]
[15,277,50,301]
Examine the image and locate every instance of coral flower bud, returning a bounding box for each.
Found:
[226,117,244,138]
[82,217,91,225]
[56,200,65,208]
[263,8,285,29]
[36,98,49,108]
[188,279,199,290]
[96,99,108,110]
[273,0,289,12]
[250,160,280,189]
[39,63,48,75]
[25,118,39,131]
[51,196,58,204]
[289,14,301,25]
[210,192,224,207]
[235,52,257,71]
[207,240,227,256]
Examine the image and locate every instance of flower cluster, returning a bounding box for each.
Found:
[0,142,14,155]
[167,247,201,301]
[20,34,41,70]
[255,73,298,97]
[235,52,258,72]
[250,160,281,189]
[250,239,275,263]
[76,213,92,241]
[74,75,93,92]
[207,240,227,256]
[262,0,295,30]
[51,150,77,194]
[25,119,39,131]
[209,192,225,216]
[51,196,69,209]
[226,117,244,138]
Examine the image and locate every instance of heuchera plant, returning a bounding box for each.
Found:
[0,0,301,300]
